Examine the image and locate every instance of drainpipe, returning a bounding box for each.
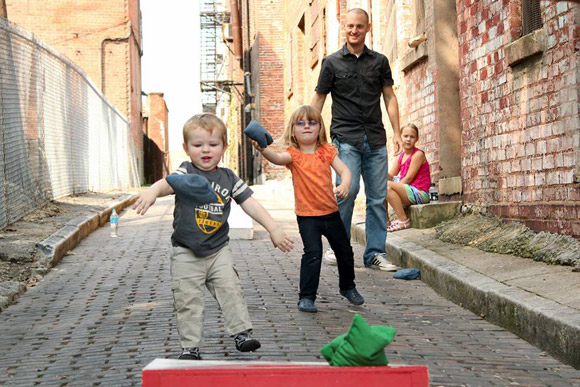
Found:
[100,21,133,95]
[230,0,242,61]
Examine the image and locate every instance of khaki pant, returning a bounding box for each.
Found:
[170,244,252,348]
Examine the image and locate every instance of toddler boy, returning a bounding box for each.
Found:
[133,113,293,359]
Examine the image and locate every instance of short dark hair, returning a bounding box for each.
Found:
[347,8,369,24]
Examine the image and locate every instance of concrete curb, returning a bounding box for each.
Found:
[0,193,136,312]
[351,222,580,370]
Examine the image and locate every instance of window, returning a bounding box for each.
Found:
[384,0,398,62]
[522,0,542,36]
[412,0,425,37]
[309,2,326,68]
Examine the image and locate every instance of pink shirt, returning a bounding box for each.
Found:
[398,147,431,192]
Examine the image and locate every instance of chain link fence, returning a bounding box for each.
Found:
[0,19,141,230]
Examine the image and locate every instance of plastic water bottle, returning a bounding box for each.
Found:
[110,208,119,237]
[429,183,439,202]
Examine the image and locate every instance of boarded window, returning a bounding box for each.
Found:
[309,0,321,68]
[384,0,398,62]
[522,0,542,36]
[412,0,425,37]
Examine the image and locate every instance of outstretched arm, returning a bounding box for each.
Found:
[251,140,292,166]
[383,86,402,155]
[240,197,294,252]
[132,178,174,215]
[331,156,351,199]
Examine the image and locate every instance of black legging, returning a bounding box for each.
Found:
[297,211,356,300]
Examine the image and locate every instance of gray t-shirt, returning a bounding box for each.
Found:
[169,161,253,257]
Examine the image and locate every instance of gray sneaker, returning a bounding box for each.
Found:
[298,298,318,313]
[369,254,397,271]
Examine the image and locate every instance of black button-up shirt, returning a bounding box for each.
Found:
[315,44,394,149]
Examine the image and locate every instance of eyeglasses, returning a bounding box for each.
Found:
[295,120,320,127]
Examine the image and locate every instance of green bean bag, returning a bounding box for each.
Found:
[320,314,397,366]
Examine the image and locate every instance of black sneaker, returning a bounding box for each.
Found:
[178,347,201,360]
[234,331,261,352]
[340,288,365,306]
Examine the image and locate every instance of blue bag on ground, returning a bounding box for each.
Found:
[165,174,218,205]
[244,120,274,148]
[393,268,421,280]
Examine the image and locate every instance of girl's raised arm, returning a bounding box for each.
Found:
[250,140,292,166]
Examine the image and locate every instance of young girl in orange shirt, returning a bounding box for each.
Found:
[250,105,364,313]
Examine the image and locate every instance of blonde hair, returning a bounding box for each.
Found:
[283,105,328,149]
[401,123,419,137]
[183,113,228,146]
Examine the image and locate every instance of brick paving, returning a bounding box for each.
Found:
[0,196,579,386]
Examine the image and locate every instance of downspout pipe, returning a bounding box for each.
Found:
[230,0,242,61]
[100,21,136,94]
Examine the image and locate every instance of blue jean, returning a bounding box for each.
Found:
[333,136,388,266]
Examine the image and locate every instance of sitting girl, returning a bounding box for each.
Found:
[387,123,431,232]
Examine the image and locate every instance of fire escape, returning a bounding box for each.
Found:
[200,0,234,114]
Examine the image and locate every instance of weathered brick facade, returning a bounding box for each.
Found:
[6,0,144,178]
[247,0,286,179]
[229,0,579,238]
[456,0,579,237]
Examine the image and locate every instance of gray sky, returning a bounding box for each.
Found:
[141,0,201,166]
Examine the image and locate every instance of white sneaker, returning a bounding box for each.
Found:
[369,253,397,271]
[323,248,337,266]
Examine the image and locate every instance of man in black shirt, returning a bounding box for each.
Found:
[312,8,402,271]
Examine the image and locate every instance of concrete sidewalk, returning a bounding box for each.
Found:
[351,217,580,369]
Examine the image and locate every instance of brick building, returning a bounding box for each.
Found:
[142,92,170,184]
[226,0,579,238]
[6,0,144,179]
[456,0,579,236]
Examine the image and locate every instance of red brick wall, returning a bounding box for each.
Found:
[457,0,580,237]
[249,0,286,178]
[148,93,168,155]
[7,0,143,176]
